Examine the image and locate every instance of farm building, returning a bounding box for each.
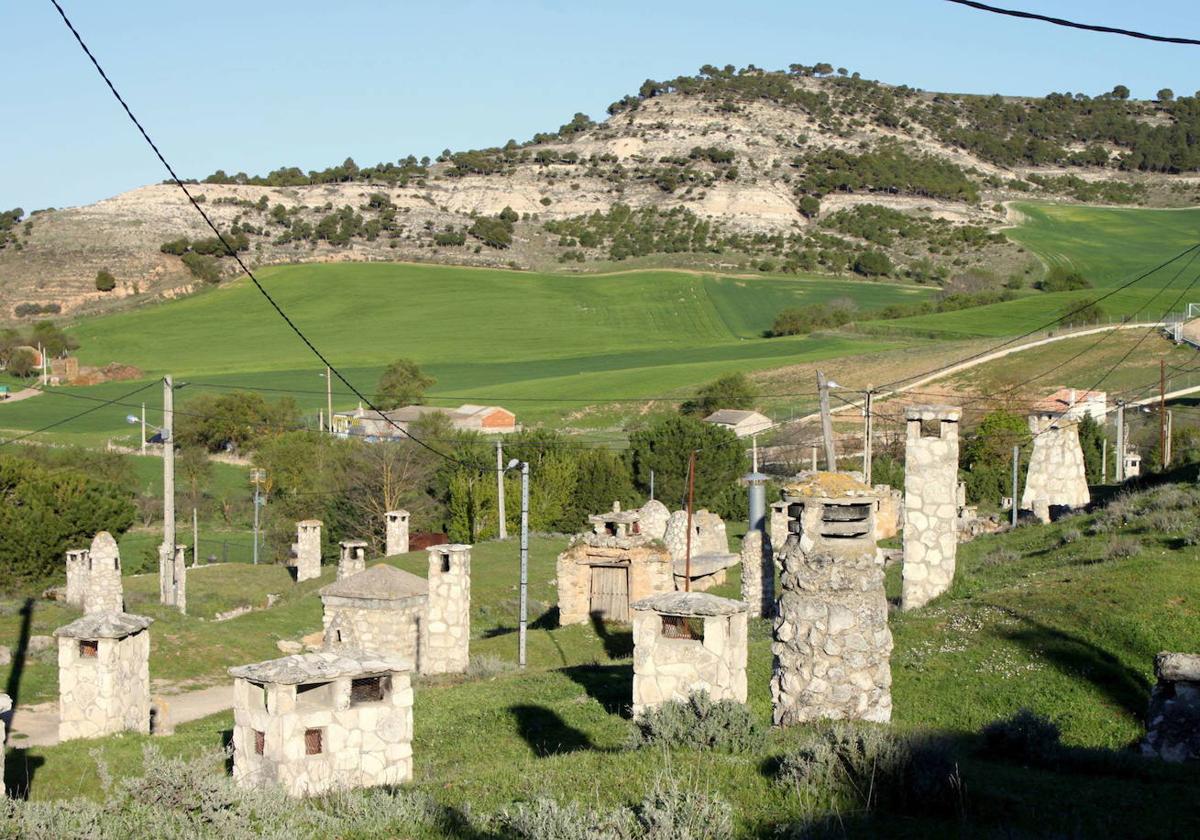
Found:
[1030,388,1106,422]
[332,404,517,438]
[702,409,773,438]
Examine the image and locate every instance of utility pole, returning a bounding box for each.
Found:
[140,402,146,455]
[160,375,176,606]
[862,387,874,485]
[250,468,266,565]
[1010,445,1019,528]
[1116,400,1126,482]
[496,440,508,540]
[683,451,696,592]
[649,469,655,501]
[817,371,836,471]
[192,507,199,568]
[326,366,334,435]
[1160,359,1167,472]
[1101,436,1108,484]
[1165,410,1173,468]
[518,461,529,668]
[810,445,818,471]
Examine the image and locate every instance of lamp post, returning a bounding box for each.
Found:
[505,457,530,668]
[250,468,266,565]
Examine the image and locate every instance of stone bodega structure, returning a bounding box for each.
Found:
[1021,412,1090,520]
[229,650,414,797]
[290,520,323,582]
[55,611,153,742]
[771,473,893,725]
[338,540,368,580]
[385,510,410,556]
[1141,652,1200,763]
[557,503,673,625]
[902,405,962,611]
[631,592,748,716]
[423,545,472,674]
[66,531,125,614]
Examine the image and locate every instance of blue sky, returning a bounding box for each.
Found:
[4,0,1198,210]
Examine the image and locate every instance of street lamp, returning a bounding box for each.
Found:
[250,468,266,565]
[505,457,530,668]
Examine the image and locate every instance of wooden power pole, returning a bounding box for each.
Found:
[816,370,836,471]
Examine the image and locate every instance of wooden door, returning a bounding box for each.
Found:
[589,565,629,622]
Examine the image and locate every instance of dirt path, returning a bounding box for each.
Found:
[0,388,43,404]
[5,684,233,748]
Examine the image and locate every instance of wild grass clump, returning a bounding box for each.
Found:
[1104,536,1142,560]
[467,653,519,679]
[627,691,764,753]
[774,724,962,817]
[980,547,1020,567]
[497,776,733,840]
[1141,509,1194,534]
[981,709,1061,765]
[1058,527,1082,546]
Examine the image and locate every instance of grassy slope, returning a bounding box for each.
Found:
[0,264,924,441]
[7,485,1200,835]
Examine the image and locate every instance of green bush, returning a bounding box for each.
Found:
[433,231,465,246]
[852,250,892,276]
[181,251,222,284]
[94,269,117,292]
[628,691,764,752]
[1037,266,1092,291]
[469,216,513,249]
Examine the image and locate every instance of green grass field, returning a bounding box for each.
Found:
[5,478,1199,836]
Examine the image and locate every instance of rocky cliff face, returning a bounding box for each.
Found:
[3,71,1194,322]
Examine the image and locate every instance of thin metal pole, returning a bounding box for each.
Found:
[1160,359,1167,471]
[192,507,199,568]
[161,375,175,606]
[1010,445,1019,528]
[1166,410,1173,467]
[252,483,260,565]
[518,461,529,668]
[496,440,508,540]
[1116,401,1125,482]
[649,469,655,501]
[863,388,873,485]
[140,402,146,455]
[326,365,333,435]
[684,451,696,592]
[1101,436,1108,484]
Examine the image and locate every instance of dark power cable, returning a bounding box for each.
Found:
[46,0,468,468]
[943,0,1200,46]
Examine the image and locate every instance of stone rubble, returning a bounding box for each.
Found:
[1141,652,1200,763]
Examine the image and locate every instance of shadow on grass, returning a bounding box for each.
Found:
[589,611,633,659]
[561,663,633,718]
[3,747,44,800]
[508,704,594,757]
[997,609,1150,719]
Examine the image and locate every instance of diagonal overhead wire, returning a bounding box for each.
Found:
[943,0,1200,46]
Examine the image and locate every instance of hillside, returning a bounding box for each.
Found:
[5,65,1200,322]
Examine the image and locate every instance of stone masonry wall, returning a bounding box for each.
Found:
[423,546,470,674]
[58,630,151,741]
[902,407,961,611]
[662,510,729,561]
[231,672,413,797]
[385,511,410,556]
[631,597,748,716]
[83,532,124,614]
[1021,416,1090,518]
[322,598,425,669]
[739,530,774,618]
[556,540,674,626]
[338,541,367,581]
[772,499,892,725]
[637,500,670,540]
[1141,652,1200,763]
[292,521,322,582]
[65,548,88,608]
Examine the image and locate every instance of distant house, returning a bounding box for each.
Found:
[332,404,517,439]
[702,409,773,438]
[1030,389,1107,423]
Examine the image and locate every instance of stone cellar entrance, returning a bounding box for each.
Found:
[589,564,629,621]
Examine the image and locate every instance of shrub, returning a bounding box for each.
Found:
[1037,266,1091,291]
[852,250,892,276]
[181,251,222,284]
[433,231,465,246]
[628,691,763,752]
[981,709,1061,765]
[469,216,513,249]
[775,724,961,816]
[980,547,1020,567]
[1059,527,1082,545]
[94,269,117,292]
[1104,536,1141,560]
[13,302,61,317]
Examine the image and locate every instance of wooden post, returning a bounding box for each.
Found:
[684,450,696,592]
[1160,360,1167,471]
[1165,410,1173,468]
[817,371,836,471]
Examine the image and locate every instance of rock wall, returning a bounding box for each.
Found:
[83,532,124,614]
[291,521,323,582]
[1021,416,1090,518]
[385,511,410,556]
[65,548,89,608]
[57,630,151,742]
[873,485,903,541]
[662,510,729,561]
[1141,652,1200,763]
[556,538,674,626]
[423,546,471,674]
[231,672,413,797]
[739,530,774,618]
[631,593,747,716]
[322,598,425,669]
[902,407,961,611]
[637,500,670,540]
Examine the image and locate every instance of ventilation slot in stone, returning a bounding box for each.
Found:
[820,503,873,539]
[350,675,387,704]
[661,614,704,641]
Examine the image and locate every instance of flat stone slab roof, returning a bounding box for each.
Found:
[782,471,876,500]
[632,591,748,617]
[905,404,962,421]
[673,552,739,576]
[319,563,427,600]
[54,611,153,639]
[229,649,413,684]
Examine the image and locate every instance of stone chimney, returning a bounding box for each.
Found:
[337,540,368,580]
[385,510,410,556]
[423,544,472,674]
